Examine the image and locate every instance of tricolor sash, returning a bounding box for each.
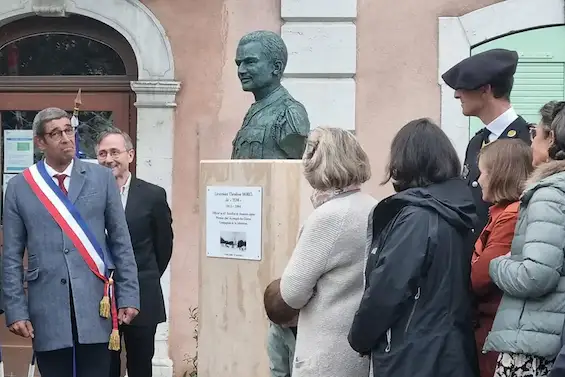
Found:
[23,160,120,350]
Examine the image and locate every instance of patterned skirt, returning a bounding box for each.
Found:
[494,352,555,377]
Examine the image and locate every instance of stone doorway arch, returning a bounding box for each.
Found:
[0,1,180,376]
[438,0,564,162]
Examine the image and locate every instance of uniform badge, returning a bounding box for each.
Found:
[462,164,469,180]
[507,129,517,137]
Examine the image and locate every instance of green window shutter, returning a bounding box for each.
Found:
[512,63,565,123]
[469,26,565,138]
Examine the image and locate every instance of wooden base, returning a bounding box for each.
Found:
[198,160,312,377]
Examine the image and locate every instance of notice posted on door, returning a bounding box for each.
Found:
[205,186,263,261]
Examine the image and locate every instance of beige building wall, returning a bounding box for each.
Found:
[142,0,282,374]
[356,0,501,199]
[145,0,505,375]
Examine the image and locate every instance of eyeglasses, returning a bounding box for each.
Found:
[97,149,129,159]
[46,127,75,141]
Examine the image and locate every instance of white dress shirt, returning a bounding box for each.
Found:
[119,172,132,210]
[44,159,74,192]
[485,107,518,142]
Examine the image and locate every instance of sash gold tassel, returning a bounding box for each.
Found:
[100,271,114,318]
[99,280,111,319]
[107,272,121,351]
[109,329,120,351]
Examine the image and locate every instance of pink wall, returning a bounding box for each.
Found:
[357,0,501,199]
[142,0,281,374]
[144,0,503,375]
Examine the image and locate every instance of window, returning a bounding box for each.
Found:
[0,33,126,76]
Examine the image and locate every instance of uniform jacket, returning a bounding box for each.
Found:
[2,159,140,352]
[485,160,565,359]
[348,178,479,377]
[463,116,530,232]
[231,85,310,159]
[125,177,173,327]
[471,201,519,377]
[267,322,296,377]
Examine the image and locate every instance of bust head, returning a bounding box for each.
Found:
[235,30,287,96]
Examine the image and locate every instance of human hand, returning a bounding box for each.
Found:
[9,320,34,338]
[118,307,139,325]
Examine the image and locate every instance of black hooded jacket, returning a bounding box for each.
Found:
[348,178,479,377]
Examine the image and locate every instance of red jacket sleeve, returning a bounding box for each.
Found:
[471,210,518,296]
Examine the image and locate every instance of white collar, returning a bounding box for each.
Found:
[44,159,74,177]
[120,172,132,193]
[486,107,518,138]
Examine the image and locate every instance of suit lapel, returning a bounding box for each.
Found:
[68,159,86,204]
[125,177,141,223]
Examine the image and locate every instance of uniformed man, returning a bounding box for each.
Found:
[442,48,531,232]
[232,30,310,159]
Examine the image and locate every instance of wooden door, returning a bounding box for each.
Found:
[0,91,131,377]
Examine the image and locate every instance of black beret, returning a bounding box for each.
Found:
[441,48,519,90]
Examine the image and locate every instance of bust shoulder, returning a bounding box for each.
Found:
[283,98,308,116]
[279,98,310,135]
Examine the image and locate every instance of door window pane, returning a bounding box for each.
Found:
[1,109,115,165]
[0,34,126,76]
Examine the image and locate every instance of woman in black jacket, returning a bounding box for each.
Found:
[348,118,479,377]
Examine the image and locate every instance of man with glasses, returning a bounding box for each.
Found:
[96,129,173,377]
[2,107,140,377]
[442,49,531,233]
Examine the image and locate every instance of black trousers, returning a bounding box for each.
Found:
[36,343,111,377]
[36,286,111,377]
[109,324,157,377]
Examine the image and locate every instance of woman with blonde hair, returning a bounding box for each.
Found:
[471,139,533,377]
[484,101,565,376]
[279,127,375,377]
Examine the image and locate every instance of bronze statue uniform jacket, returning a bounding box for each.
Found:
[231,86,310,160]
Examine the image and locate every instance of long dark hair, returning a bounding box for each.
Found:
[382,118,461,192]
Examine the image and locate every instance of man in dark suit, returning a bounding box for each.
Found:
[96,129,173,377]
[442,48,532,232]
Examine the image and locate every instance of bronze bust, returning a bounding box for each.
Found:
[232,30,310,160]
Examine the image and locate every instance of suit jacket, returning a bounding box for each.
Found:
[463,116,531,232]
[1,159,140,352]
[124,178,173,327]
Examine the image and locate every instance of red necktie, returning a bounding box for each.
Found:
[54,174,68,196]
